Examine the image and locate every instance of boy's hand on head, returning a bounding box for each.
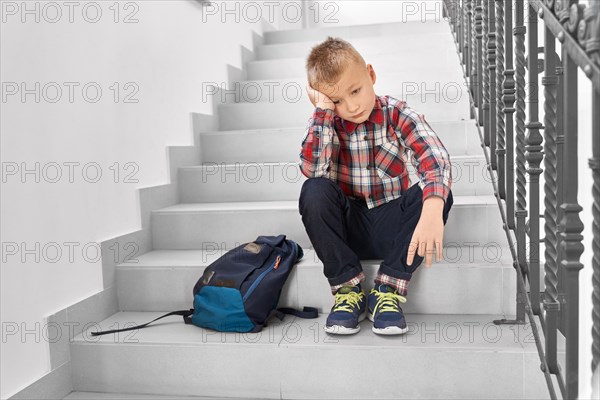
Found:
[406,196,446,268]
[306,84,335,111]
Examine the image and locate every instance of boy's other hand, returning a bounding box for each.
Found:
[306,84,335,110]
[406,196,446,268]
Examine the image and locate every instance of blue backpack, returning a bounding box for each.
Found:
[91,234,317,336]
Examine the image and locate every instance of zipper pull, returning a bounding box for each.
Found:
[274,255,282,270]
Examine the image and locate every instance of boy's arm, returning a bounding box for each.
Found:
[299,104,337,178]
[393,106,452,205]
[299,85,337,179]
[392,105,453,267]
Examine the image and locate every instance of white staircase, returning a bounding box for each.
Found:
[64,20,550,400]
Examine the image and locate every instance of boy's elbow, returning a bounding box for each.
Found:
[299,162,315,179]
[299,162,330,179]
[299,164,312,179]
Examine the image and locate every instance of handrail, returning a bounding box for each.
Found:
[443,1,599,399]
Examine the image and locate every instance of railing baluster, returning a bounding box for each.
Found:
[496,0,506,198]
[514,0,528,291]
[502,1,521,319]
[543,21,560,376]
[466,0,475,120]
[499,0,514,314]
[475,0,484,126]
[468,0,475,90]
[457,0,463,57]
[555,0,569,340]
[504,0,515,231]
[460,0,469,68]
[591,82,600,389]
[488,1,497,169]
[483,0,490,142]
[525,1,544,318]
[464,0,471,75]
[557,51,568,338]
[558,44,584,400]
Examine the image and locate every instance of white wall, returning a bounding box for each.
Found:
[307,0,444,27]
[0,1,302,398]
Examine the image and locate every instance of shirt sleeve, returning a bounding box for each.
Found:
[392,105,453,203]
[299,107,336,179]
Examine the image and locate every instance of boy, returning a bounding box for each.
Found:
[298,37,454,335]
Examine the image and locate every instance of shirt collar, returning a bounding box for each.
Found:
[337,95,385,133]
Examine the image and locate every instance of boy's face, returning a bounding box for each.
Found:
[316,61,377,124]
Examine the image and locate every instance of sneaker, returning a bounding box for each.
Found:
[367,284,409,335]
[324,285,367,335]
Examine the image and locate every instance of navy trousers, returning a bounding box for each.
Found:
[298,177,454,288]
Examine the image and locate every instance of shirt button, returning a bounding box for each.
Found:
[363,135,368,140]
[366,164,374,170]
[317,112,325,118]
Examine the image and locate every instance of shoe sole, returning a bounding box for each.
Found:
[367,313,409,335]
[324,312,367,335]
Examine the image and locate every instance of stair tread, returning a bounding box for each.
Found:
[235,77,467,95]
[72,311,536,353]
[198,120,478,136]
[264,20,450,42]
[63,392,218,400]
[261,30,450,48]
[116,247,513,269]
[249,54,458,65]
[153,195,498,214]
[218,100,467,113]
[181,154,486,170]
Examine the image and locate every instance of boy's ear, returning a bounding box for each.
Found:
[367,64,377,85]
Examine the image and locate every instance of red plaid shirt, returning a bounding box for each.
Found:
[299,94,452,209]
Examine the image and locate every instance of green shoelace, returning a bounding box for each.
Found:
[332,290,364,313]
[371,289,407,314]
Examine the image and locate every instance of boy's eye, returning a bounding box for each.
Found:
[331,88,359,105]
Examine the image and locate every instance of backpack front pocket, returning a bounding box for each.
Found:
[192,286,255,332]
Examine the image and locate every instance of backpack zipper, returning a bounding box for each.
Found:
[242,255,281,302]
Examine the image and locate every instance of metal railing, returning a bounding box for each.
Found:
[443,1,599,399]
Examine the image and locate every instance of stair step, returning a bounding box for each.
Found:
[151,196,505,251]
[70,312,547,399]
[198,121,482,163]
[257,33,456,60]
[233,75,469,107]
[218,99,470,131]
[63,392,214,399]
[179,155,492,203]
[264,19,450,45]
[248,50,464,80]
[116,247,515,314]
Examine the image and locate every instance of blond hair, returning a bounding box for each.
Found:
[306,36,366,90]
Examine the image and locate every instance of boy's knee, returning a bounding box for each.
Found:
[299,177,343,212]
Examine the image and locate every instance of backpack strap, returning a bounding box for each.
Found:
[90,309,194,336]
[277,306,319,319]
[258,306,319,331]
[89,306,318,337]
